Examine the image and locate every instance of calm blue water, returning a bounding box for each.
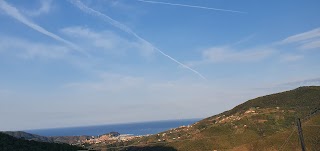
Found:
[25,119,200,137]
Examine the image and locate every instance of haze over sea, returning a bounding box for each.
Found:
[25,119,200,137]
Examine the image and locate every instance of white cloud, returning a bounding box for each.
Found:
[61,72,269,125]
[0,36,69,59]
[70,0,206,80]
[188,27,320,66]
[187,27,320,67]
[0,0,85,55]
[25,0,53,16]
[281,27,320,50]
[282,28,320,43]
[61,26,154,57]
[188,28,320,66]
[299,39,320,50]
[64,72,144,92]
[254,77,320,92]
[63,72,255,103]
[280,54,304,62]
[281,78,320,87]
[189,46,274,66]
[203,46,273,62]
[102,0,133,10]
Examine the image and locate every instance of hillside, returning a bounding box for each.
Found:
[2,131,53,143]
[98,86,320,151]
[0,132,84,151]
[2,130,127,149]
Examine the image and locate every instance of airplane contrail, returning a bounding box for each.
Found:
[70,0,207,80]
[137,0,246,14]
[0,0,87,55]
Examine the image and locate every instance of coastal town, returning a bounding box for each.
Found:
[71,132,143,147]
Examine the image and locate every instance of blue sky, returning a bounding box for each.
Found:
[1,0,320,131]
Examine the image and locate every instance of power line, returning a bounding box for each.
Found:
[279,128,296,151]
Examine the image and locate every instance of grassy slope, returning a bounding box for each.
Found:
[222,86,320,117]
[244,113,320,151]
[118,86,320,151]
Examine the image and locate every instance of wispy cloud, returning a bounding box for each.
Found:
[25,0,53,16]
[189,27,320,66]
[254,77,320,92]
[282,28,320,43]
[203,47,273,62]
[281,78,320,87]
[189,46,274,66]
[70,0,206,80]
[61,26,154,57]
[64,72,144,92]
[0,0,86,55]
[137,0,246,14]
[299,39,320,50]
[63,72,258,119]
[280,27,320,50]
[280,54,304,62]
[0,36,69,59]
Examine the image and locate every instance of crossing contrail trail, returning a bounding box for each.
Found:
[137,0,246,14]
[70,0,207,80]
[0,0,87,55]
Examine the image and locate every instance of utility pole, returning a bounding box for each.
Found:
[296,118,306,151]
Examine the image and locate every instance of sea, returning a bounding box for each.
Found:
[25,119,200,137]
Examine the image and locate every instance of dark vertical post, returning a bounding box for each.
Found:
[296,118,306,151]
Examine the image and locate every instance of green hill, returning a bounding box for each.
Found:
[222,86,320,117]
[101,86,320,151]
[0,132,84,151]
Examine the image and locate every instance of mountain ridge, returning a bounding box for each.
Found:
[0,132,84,151]
[98,86,320,151]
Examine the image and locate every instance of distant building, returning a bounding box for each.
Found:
[109,132,120,137]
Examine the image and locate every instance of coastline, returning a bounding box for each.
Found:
[24,118,201,137]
